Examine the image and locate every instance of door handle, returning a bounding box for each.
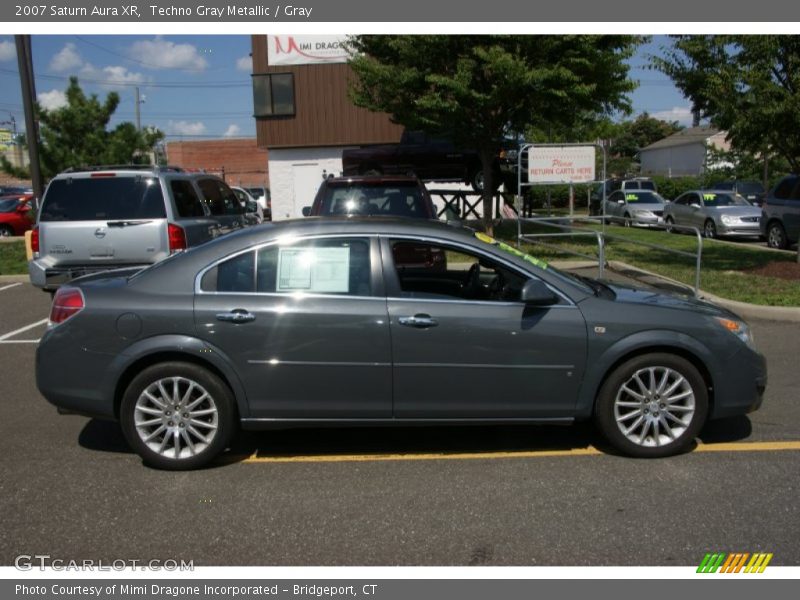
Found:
[216,309,256,323]
[398,314,438,328]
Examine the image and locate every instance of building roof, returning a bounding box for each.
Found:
[640,126,723,152]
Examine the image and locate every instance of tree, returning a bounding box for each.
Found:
[652,36,800,173]
[347,35,642,232]
[1,77,163,180]
[611,113,682,160]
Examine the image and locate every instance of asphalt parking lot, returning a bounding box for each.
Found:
[0,280,798,566]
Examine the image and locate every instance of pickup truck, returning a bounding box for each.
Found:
[342,130,511,192]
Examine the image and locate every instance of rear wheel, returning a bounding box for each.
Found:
[595,353,708,458]
[766,221,789,249]
[0,225,13,237]
[120,362,236,470]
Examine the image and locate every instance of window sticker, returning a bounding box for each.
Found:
[277,247,351,293]
[473,232,548,270]
[625,193,639,201]
[703,193,717,201]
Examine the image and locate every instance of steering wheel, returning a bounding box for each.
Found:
[487,271,505,300]
[462,263,481,298]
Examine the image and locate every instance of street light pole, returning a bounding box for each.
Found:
[135,86,141,131]
[15,35,44,207]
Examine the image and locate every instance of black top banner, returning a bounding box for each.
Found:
[2,0,798,22]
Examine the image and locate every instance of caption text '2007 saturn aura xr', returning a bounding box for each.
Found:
[36,218,767,469]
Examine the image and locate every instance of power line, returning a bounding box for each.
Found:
[73,36,230,73]
[0,67,250,88]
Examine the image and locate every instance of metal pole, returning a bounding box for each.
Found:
[135,87,141,131]
[15,35,44,207]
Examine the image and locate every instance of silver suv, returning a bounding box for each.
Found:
[30,165,249,291]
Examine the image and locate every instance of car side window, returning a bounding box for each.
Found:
[773,177,797,200]
[201,251,255,293]
[686,193,700,206]
[389,240,526,302]
[673,195,687,206]
[170,180,206,218]
[608,191,622,203]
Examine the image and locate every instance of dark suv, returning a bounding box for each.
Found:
[30,165,249,291]
[761,174,800,249]
[302,175,438,219]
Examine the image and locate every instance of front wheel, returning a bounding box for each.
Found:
[595,353,708,458]
[120,362,237,470]
[665,216,676,233]
[704,219,717,239]
[0,225,13,237]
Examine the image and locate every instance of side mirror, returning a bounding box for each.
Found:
[520,279,558,307]
[617,199,625,205]
[690,204,701,210]
[301,206,311,217]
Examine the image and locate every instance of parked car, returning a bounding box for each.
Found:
[342,130,514,192]
[29,165,249,292]
[302,175,439,219]
[707,180,766,207]
[231,186,263,225]
[0,194,35,236]
[37,218,766,469]
[663,190,762,239]
[245,186,271,220]
[590,177,657,215]
[0,185,33,196]
[602,190,667,227]
[760,174,800,249]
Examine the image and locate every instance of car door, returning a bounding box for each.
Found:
[605,190,623,219]
[194,235,392,418]
[382,236,587,418]
[671,193,694,226]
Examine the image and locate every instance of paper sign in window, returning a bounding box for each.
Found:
[276,247,351,293]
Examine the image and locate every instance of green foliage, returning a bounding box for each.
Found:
[611,113,683,160]
[347,35,643,230]
[0,240,27,275]
[653,35,800,173]
[1,77,164,180]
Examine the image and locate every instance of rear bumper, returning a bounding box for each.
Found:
[29,260,149,290]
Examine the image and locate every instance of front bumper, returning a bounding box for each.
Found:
[709,346,767,419]
[717,221,762,237]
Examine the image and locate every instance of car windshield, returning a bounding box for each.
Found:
[472,231,594,294]
[0,199,20,212]
[701,192,750,207]
[40,176,166,221]
[317,183,431,217]
[622,192,664,204]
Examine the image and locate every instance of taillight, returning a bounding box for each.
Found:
[31,225,39,253]
[50,287,84,325]
[168,223,186,252]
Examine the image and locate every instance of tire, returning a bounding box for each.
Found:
[120,362,237,470]
[470,170,502,193]
[623,213,632,227]
[766,221,789,250]
[594,353,708,458]
[0,225,13,237]
[703,219,717,239]
[665,216,676,233]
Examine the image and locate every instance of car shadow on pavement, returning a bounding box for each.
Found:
[78,419,132,454]
[698,415,753,443]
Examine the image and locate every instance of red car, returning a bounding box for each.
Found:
[0,194,34,237]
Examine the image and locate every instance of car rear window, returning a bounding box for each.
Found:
[39,176,166,222]
[316,183,432,217]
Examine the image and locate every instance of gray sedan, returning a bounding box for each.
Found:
[602,190,667,227]
[37,218,766,469]
[663,190,763,238]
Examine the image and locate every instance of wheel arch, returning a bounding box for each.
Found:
[110,337,249,421]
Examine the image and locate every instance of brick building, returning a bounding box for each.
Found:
[165,138,269,188]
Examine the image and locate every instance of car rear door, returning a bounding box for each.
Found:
[37,173,169,268]
[196,177,247,235]
[193,235,392,418]
[382,236,587,419]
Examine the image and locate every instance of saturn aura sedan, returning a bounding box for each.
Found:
[663,190,763,239]
[37,218,767,469]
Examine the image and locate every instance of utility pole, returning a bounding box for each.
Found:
[15,35,44,207]
[135,87,141,131]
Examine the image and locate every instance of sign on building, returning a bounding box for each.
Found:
[0,129,13,152]
[267,35,350,66]
[527,145,596,184]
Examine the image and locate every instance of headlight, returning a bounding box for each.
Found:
[715,317,755,348]
[721,215,739,225]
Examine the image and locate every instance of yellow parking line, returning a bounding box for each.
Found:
[242,440,800,464]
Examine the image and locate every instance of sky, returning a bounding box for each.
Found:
[0,35,692,141]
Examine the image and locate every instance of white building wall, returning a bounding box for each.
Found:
[640,143,708,177]
[268,147,351,221]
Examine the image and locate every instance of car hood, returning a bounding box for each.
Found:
[706,206,761,217]
[605,282,737,318]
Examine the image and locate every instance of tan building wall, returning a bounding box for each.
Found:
[166,138,269,188]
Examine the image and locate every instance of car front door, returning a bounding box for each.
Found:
[382,237,587,419]
[194,235,392,418]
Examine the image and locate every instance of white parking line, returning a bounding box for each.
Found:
[0,282,22,292]
[0,339,39,344]
[0,318,49,342]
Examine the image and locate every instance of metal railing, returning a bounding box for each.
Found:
[517,215,705,296]
[428,189,513,220]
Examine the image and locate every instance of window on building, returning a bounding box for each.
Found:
[252,73,295,117]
